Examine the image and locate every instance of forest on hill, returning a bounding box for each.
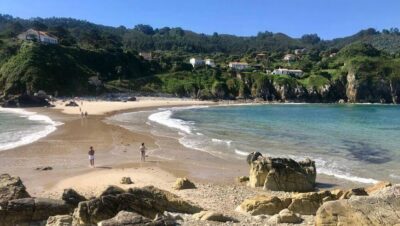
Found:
[1,14,400,103]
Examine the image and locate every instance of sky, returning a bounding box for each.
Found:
[0,0,399,40]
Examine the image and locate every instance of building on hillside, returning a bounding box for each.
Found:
[189,58,205,68]
[228,62,249,70]
[205,58,216,67]
[139,52,152,61]
[329,52,337,58]
[283,54,296,61]
[255,53,267,60]
[272,68,303,77]
[294,48,307,55]
[18,29,58,44]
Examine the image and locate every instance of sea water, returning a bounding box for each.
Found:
[109,104,400,184]
[0,108,61,151]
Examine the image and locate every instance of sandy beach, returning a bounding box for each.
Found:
[0,97,367,225]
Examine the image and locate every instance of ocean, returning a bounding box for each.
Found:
[108,103,400,184]
[0,108,61,151]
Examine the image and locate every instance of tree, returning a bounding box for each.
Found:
[134,24,155,35]
[301,34,321,44]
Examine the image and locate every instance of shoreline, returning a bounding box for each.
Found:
[0,98,377,199]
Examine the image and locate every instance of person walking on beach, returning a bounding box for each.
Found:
[140,143,146,162]
[88,146,95,167]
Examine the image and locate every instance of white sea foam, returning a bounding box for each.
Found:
[0,108,62,151]
[149,110,192,134]
[148,106,208,134]
[235,149,250,156]
[212,138,232,146]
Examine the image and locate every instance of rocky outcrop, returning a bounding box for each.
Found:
[62,188,86,207]
[237,190,338,216]
[248,157,316,192]
[0,174,30,206]
[173,178,196,190]
[46,215,73,226]
[192,210,237,222]
[346,69,358,103]
[365,181,392,195]
[0,198,72,226]
[315,184,400,226]
[73,186,202,225]
[1,94,51,108]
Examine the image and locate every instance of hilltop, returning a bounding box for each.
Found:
[1,14,400,103]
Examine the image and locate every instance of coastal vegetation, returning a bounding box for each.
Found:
[1,14,400,103]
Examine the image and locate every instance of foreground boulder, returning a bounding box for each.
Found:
[248,157,316,192]
[173,178,196,190]
[73,186,202,225]
[315,184,400,226]
[0,174,30,206]
[0,198,72,226]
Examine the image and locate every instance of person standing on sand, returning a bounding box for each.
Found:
[88,146,95,167]
[140,143,146,162]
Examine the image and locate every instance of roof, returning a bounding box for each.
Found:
[26,29,58,39]
[229,62,248,65]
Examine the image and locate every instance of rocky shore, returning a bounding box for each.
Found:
[1,155,399,226]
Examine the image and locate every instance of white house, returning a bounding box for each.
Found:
[294,48,307,55]
[18,29,58,44]
[283,54,296,61]
[189,58,205,67]
[205,59,215,67]
[272,68,303,77]
[139,52,152,61]
[229,62,249,70]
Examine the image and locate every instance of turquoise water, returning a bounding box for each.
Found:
[168,104,400,184]
[0,108,59,151]
[108,104,400,184]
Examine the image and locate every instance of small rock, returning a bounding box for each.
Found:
[192,210,237,222]
[65,101,79,107]
[120,177,133,185]
[236,176,249,183]
[278,208,302,223]
[36,166,53,171]
[98,211,152,226]
[173,178,196,190]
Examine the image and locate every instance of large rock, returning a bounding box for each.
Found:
[73,186,202,225]
[0,198,72,226]
[288,191,335,215]
[249,157,316,192]
[46,215,73,226]
[315,184,400,226]
[236,195,292,215]
[62,188,86,207]
[0,174,30,206]
[192,210,237,222]
[173,178,196,190]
